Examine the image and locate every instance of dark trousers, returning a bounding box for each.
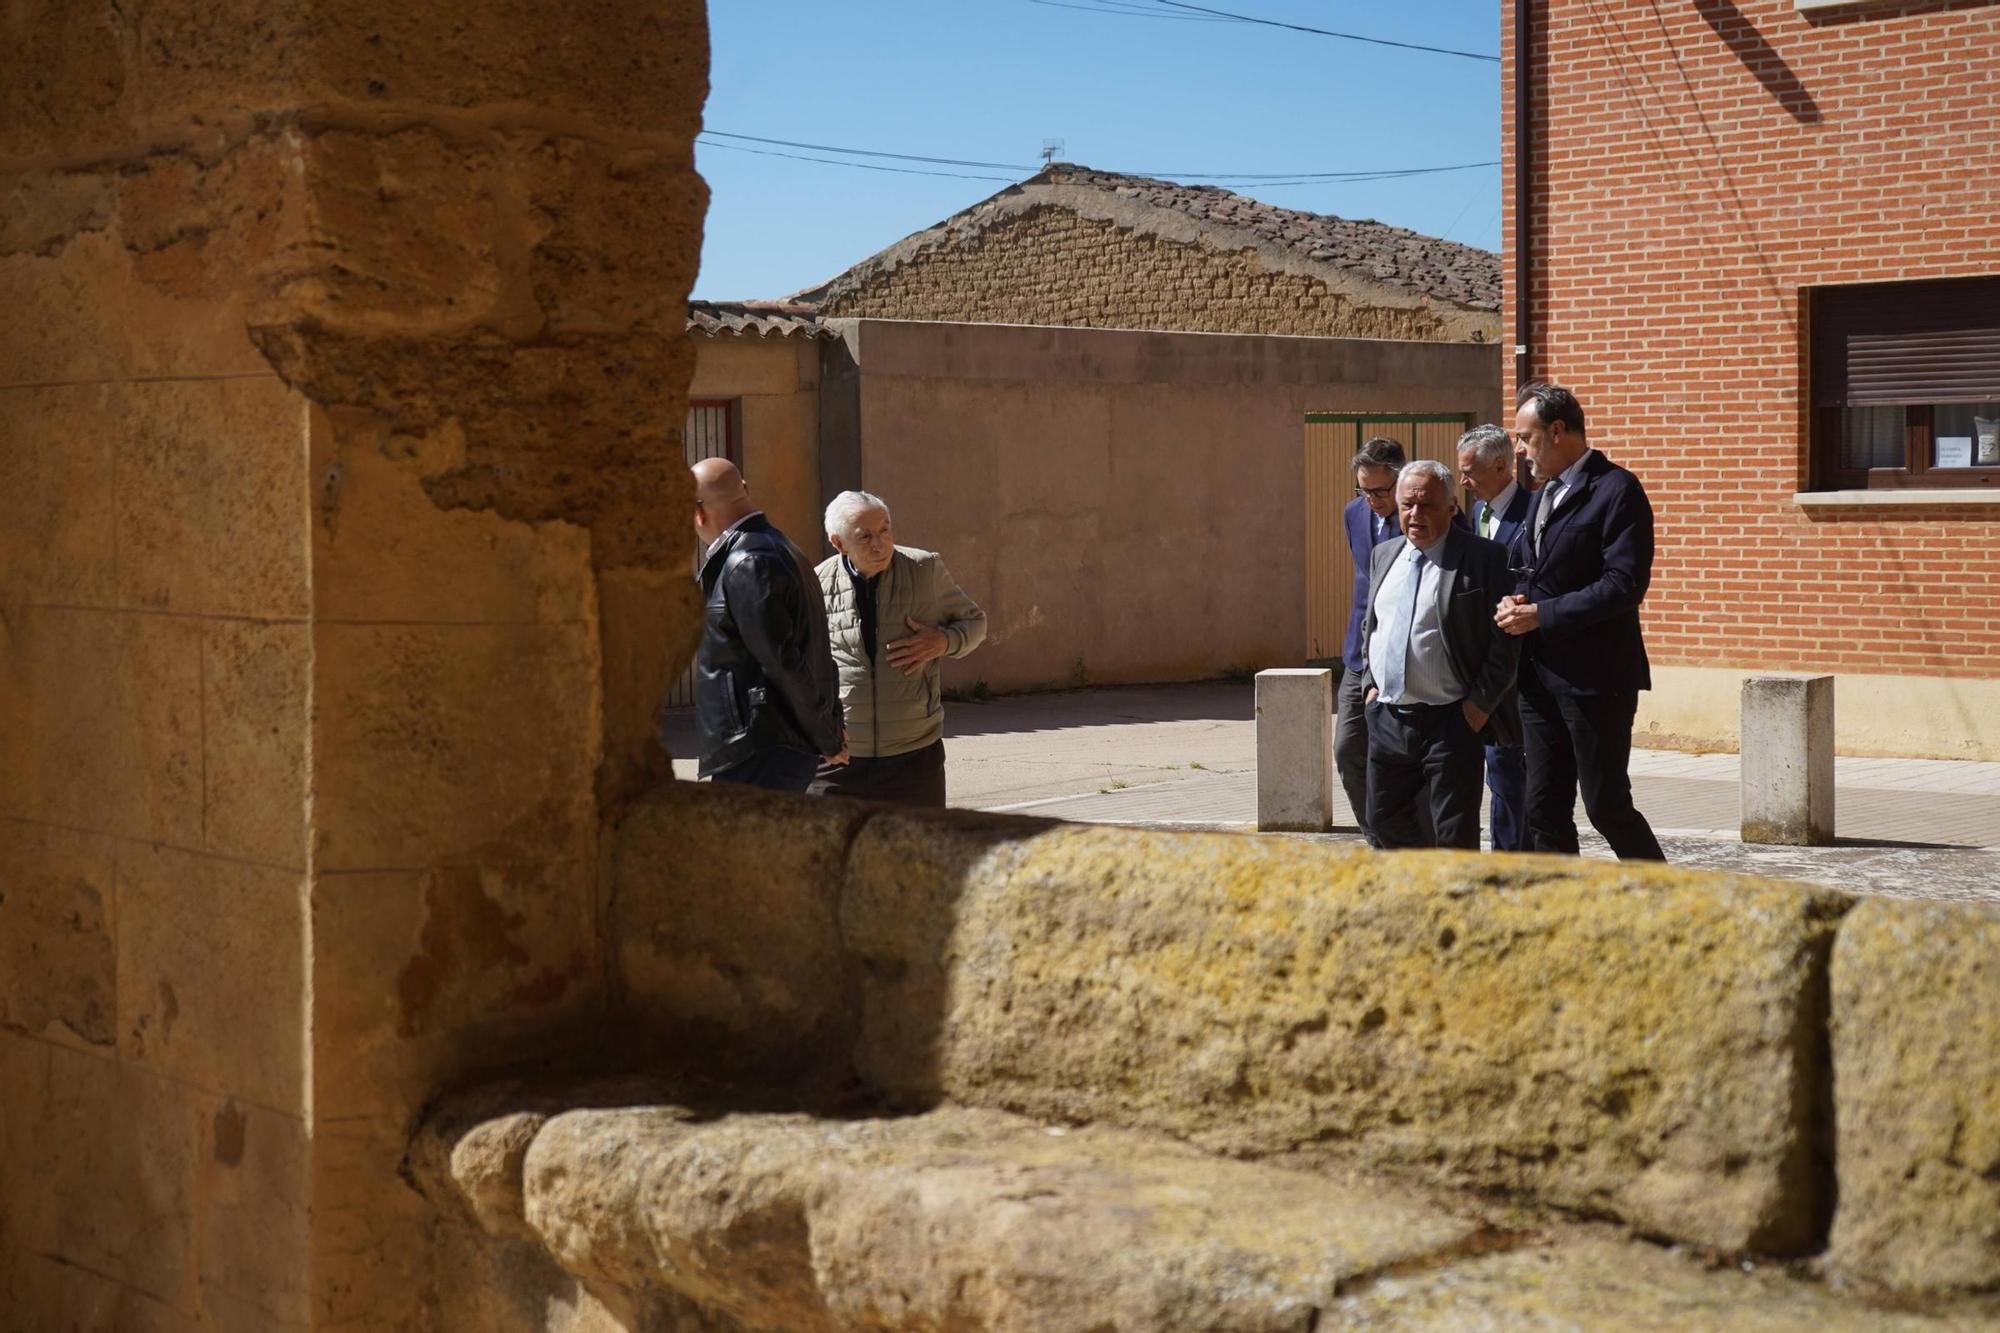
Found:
[810,739,947,808]
[1484,743,1528,851]
[1364,700,1486,850]
[1334,667,1374,839]
[707,746,819,793]
[1517,672,1665,862]
[1337,668,1434,847]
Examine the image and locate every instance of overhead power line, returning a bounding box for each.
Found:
[1027,0,1233,18]
[697,139,1018,183]
[701,128,1494,185]
[1151,1,1502,63]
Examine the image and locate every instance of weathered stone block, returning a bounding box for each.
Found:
[115,377,311,621]
[310,621,599,870]
[197,1100,310,1328]
[0,821,117,1048]
[1255,668,1333,831]
[0,1035,201,1306]
[134,1,708,140]
[116,844,307,1113]
[309,423,594,627]
[0,1,136,161]
[481,1100,1473,1333]
[609,782,873,1085]
[1323,1237,1956,1330]
[311,861,602,1119]
[845,816,1846,1253]
[1829,899,2000,1292]
[0,606,203,844]
[202,620,309,868]
[0,383,119,607]
[1742,674,1835,846]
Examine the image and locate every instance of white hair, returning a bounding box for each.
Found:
[824,489,891,540]
[1399,458,1457,504]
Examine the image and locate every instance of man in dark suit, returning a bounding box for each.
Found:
[1358,460,1521,849]
[1334,436,1410,844]
[1495,384,1665,861]
[1456,423,1535,851]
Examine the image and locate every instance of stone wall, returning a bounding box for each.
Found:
[603,782,2000,1298]
[0,1,710,1328]
[817,206,1473,342]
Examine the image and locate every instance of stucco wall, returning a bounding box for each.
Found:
[826,319,1500,693]
[689,332,823,550]
[818,204,1491,343]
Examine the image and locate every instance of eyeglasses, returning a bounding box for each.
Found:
[1354,485,1395,500]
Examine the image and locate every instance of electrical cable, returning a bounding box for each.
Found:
[1151,1,1502,63]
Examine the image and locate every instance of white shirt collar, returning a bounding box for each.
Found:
[1486,479,1519,517]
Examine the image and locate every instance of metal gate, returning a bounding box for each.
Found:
[663,400,741,709]
[1303,412,1475,664]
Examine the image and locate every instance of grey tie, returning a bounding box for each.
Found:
[1533,484,1557,556]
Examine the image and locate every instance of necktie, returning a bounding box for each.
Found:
[1533,484,1556,555]
[1378,547,1424,704]
[1479,505,1496,540]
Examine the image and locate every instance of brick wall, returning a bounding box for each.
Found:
[1506,0,2000,679]
[819,205,1468,342]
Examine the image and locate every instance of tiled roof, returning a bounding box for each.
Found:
[687,299,826,338]
[1041,165,1499,312]
[796,164,1500,316]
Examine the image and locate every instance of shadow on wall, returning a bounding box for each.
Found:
[1689,0,1820,123]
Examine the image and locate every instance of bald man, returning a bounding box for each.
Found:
[682,458,845,791]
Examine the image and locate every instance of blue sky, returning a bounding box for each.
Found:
[694,0,1503,301]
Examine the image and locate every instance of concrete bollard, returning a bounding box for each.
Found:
[1256,669,1334,832]
[1741,674,1835,845]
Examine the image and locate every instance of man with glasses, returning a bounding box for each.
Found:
[1336,436,1414,844]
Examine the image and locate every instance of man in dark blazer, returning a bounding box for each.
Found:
[1456,423,1536,851]
[1359,461,1521,850]
[1335,436,1410,844]
[1495,384,1665,861]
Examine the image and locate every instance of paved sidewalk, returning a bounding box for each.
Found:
[664,681,2000,901]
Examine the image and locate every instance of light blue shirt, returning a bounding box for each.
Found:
[1368,539,1465,706]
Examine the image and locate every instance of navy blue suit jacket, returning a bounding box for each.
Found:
[1475,484,1534,554]
[1509,451,1654,696]
[1341,497,1399,671]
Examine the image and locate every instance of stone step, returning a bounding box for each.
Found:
[410,1087,1989,1332]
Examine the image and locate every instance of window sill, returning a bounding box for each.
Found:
[1793,488,2000,509]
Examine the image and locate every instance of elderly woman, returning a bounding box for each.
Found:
[812,490,987,807]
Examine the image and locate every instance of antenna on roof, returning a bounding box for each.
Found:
[1041,138,1065,168]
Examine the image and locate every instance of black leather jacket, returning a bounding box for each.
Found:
[692,514,844,775]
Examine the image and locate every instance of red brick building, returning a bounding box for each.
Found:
[1505,0,2000,758]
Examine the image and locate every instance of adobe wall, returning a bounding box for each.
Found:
[689,331,824,550]
[818,204,1493,342]
[826,318,1500,692]
[0,1,710,1328]
[1504,0,2000,758]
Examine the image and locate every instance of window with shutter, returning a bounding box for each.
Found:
[1809,276,2000,490]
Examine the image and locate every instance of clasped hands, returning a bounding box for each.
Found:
[1493,594,1539,637]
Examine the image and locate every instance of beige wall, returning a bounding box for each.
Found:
[689,332,824,550]
[832,319,1501,693]
[0,1,710,1329]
